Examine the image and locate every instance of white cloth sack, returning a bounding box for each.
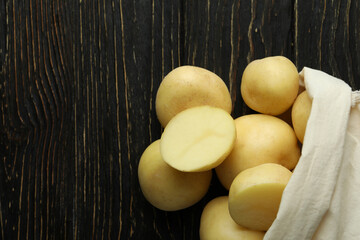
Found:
[264,67,360,240]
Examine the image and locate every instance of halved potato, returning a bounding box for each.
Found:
[160,105,236,172]
[228,163,292,231]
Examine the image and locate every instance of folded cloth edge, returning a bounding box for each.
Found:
[264,67,352,240]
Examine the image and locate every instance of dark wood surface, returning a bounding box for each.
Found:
[0,0,359,239]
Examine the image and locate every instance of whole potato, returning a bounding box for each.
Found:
[292,90,312,143]
[156,66,232,127]
[138,140,212,211]
[200,196,265,240]
[241,56,299,115]
[215,114,300,190]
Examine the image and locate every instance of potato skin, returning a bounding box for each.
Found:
[292,90,312,143]
[155,66,232,127]
[215,114,300,190]
[138,140,212,211]
[241,56,299,115]
[200,196,265,240]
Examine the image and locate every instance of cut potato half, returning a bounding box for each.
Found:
[160,105,236,172]
[228,163,292,231]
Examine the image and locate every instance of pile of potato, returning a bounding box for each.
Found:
[137,56,313,239]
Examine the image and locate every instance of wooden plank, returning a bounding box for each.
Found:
[0,1,359,240]
[0,0,74,239]
[68,0,183,239]
[295,0,360,90]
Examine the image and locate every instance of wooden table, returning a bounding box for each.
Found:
[0,1,359,239]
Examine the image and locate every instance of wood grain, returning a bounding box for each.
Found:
[0,0,73,239]
[0,0,359,239]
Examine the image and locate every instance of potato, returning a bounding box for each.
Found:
[156,66,232,127]
[228,163,292,231]
[241,56,299,115]
[292,90,312,143]
[160,105,236,172]
[215,114,300,190]
[138,140,212,211]
[200,196,265,240]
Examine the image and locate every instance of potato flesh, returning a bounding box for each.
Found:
[228,163,292,231]
[230,184,285,231]
[138,140,212,211]
[200,196,265,240]
[160,106,236,172]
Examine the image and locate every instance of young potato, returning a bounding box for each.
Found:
[228,163,292,231]
[215,114,300,190]
[160,105,236,172]
[292,90,312,143]
[138,140,212,211]
[200,196,265,240]
[241,56,299,115]
[155,66,232,127]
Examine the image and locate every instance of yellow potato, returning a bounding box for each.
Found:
[160,105,236,172]
[138,140,212,211]
[215,114,300,190]
[292,90,312,143]
[228,163,292,231]
[241,56,299,115]
[156,66,232,127]
[200,196,265,240]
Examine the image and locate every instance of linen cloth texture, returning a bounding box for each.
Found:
[264,67,360,240]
